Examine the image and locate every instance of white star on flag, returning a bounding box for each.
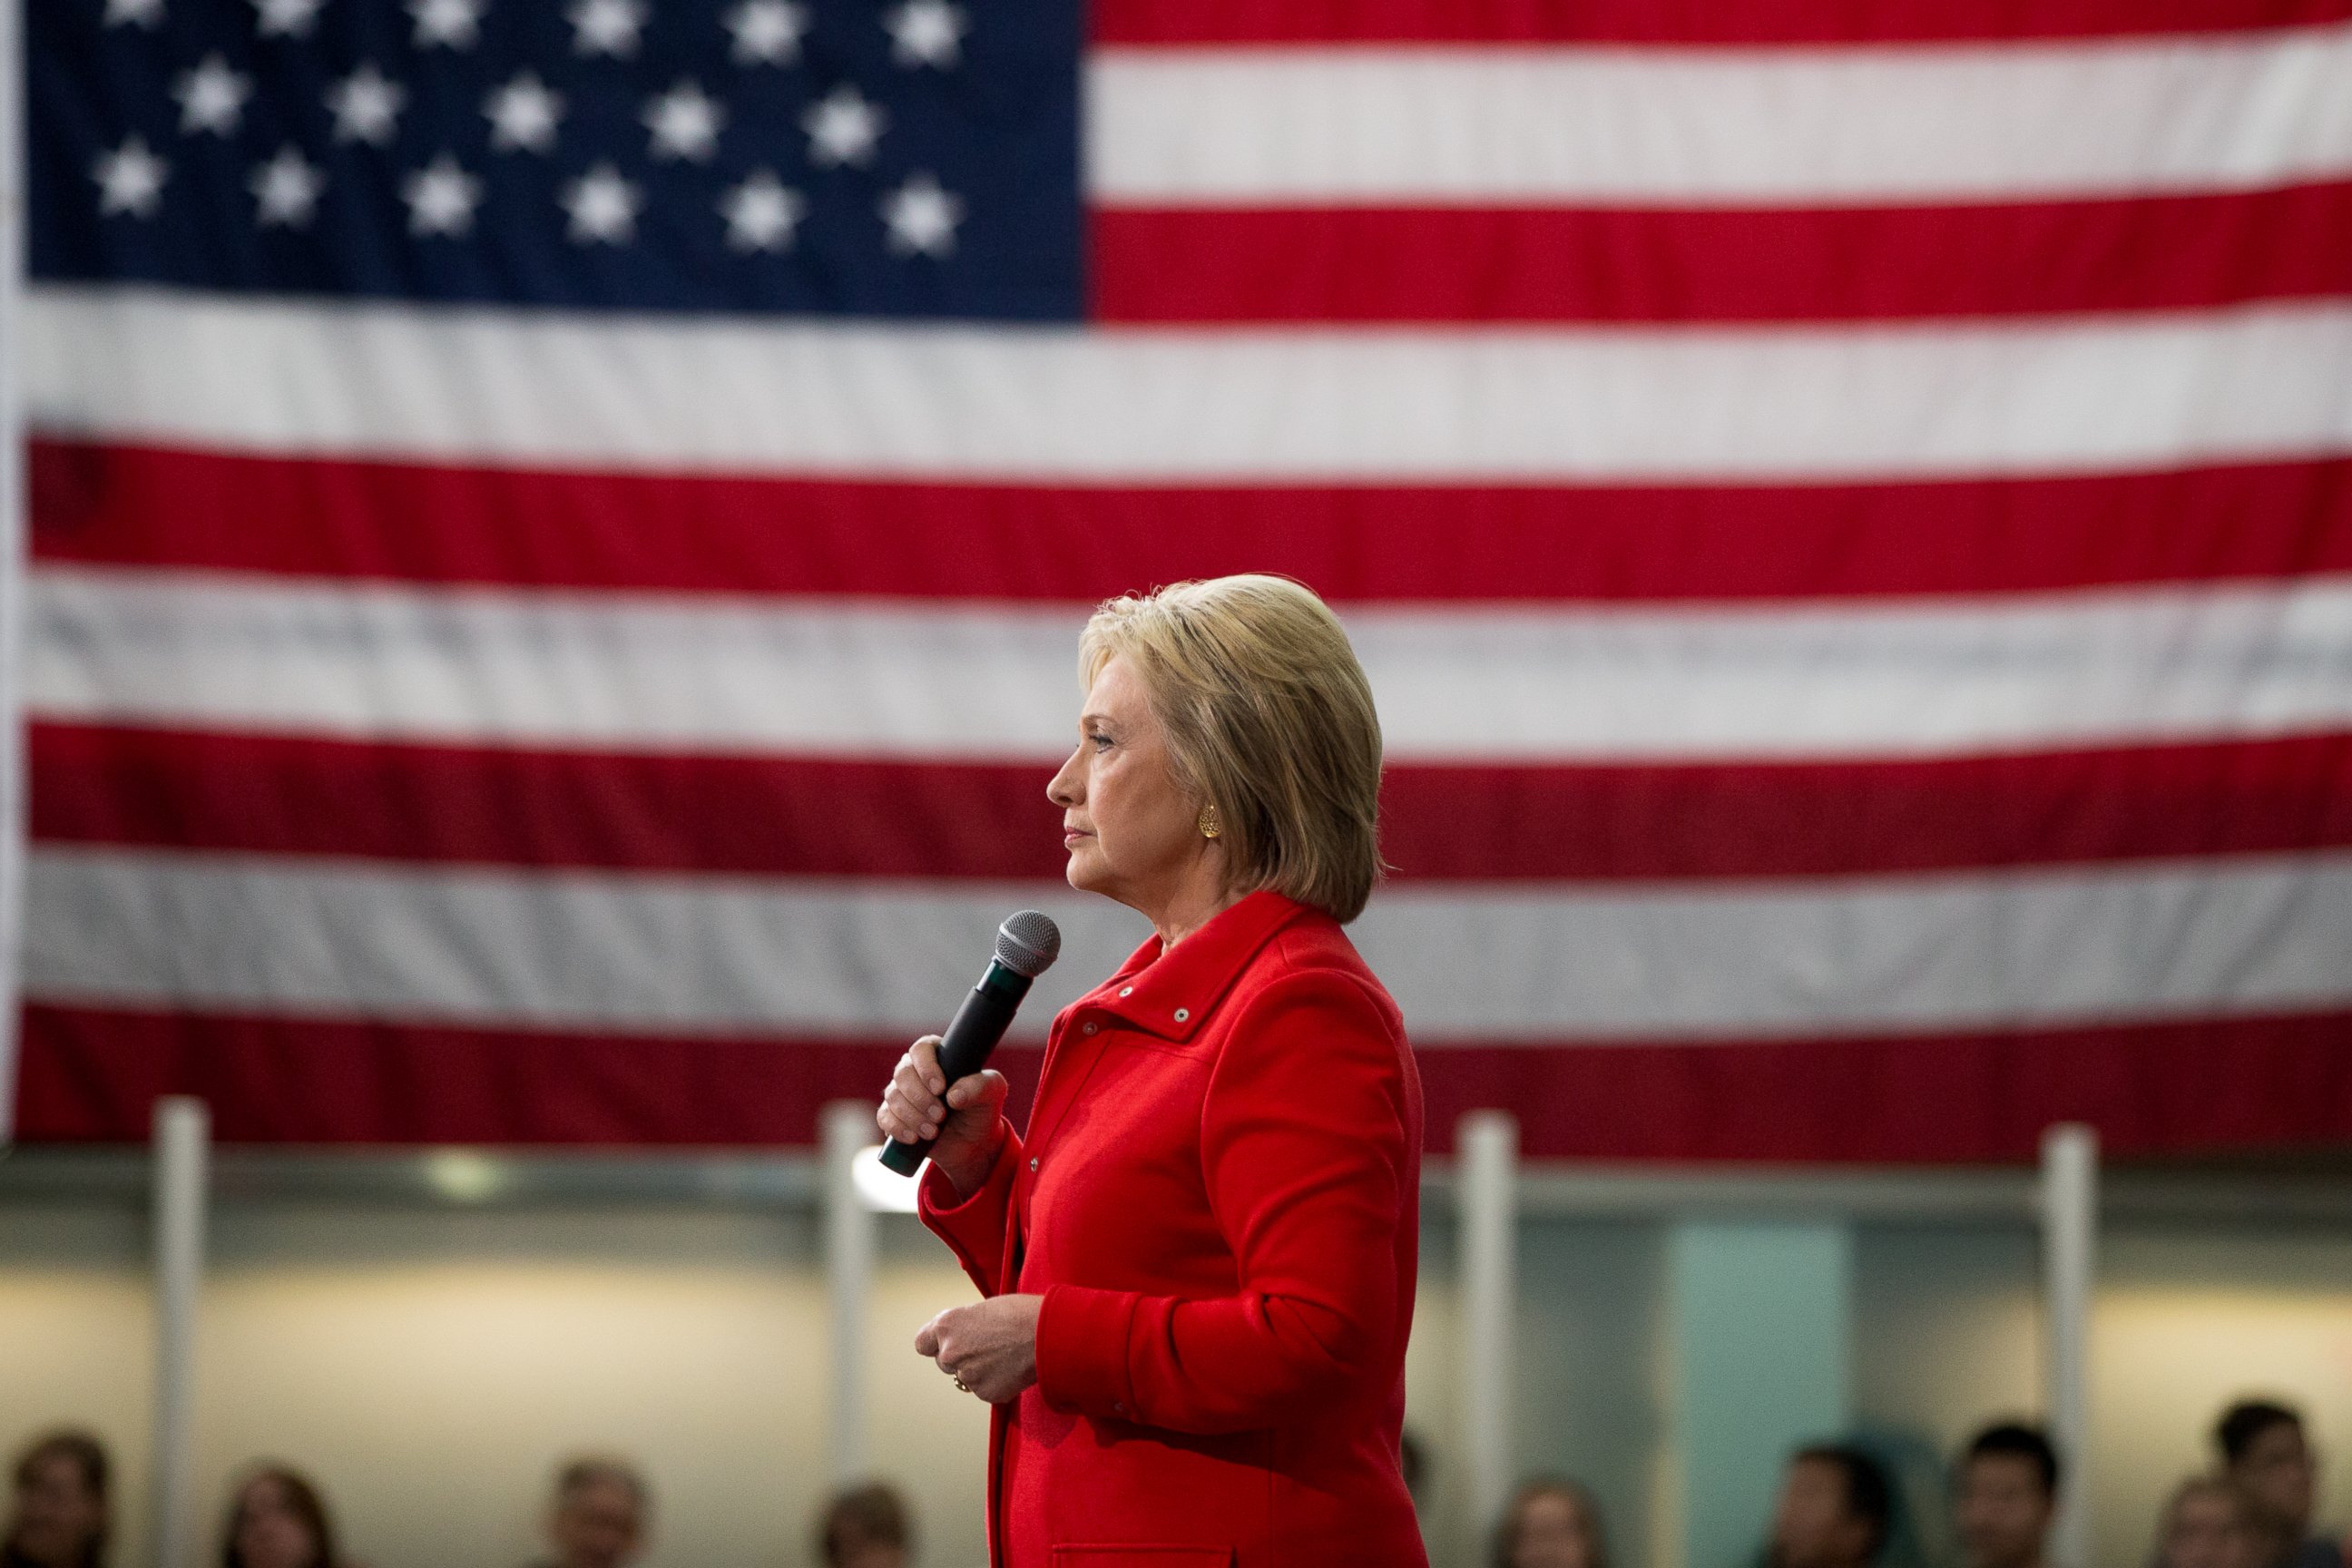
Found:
[327,63,406,145]
[410,0,483,49]
[485,72,564,153]
[724,0,807,65]
[644,81,725,162]
[720,170,806,252]
[252,0,324,37]
[93,136,169,218]
[881,171,963,256]
[174,54,251,137]
[250,145,326,227]
[562,163,643,244]
[803,84,886,168]
[885,0,965,68]
[403,153,483,236]
[570,0,648,56]
[104,0,166,26]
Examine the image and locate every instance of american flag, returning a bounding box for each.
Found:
[14,0,2352,1160]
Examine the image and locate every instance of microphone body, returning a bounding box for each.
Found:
[879,910,1062,1176]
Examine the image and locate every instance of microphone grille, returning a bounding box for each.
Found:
[995,910,1063,978]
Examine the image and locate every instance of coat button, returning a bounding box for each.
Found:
[1173,1007,1190,1023]
[1118,986,1133,997]
[1082,1022,1098,1035]
[1029,1157,1040,1172]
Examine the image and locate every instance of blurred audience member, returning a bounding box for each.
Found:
[1769,1445,1892,1568]
[4,1431,110,1568]
[817,1483,911,1568]
[2156,1476,2262,1568]
[532,1456,648,1568]
[1956,1424,2060,1568]
[2217,1401,2342,1568]
[220,1465,337,1568]
[1494,1477,1608,1568]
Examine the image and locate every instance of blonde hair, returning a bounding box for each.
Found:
[1080,575,1384,923]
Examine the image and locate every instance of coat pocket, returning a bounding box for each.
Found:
[1052,1548,1234,1567]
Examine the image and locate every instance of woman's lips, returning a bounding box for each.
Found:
[1063,829,1092,847]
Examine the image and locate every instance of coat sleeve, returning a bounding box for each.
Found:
[917,1125,1024,1298]
[1032,967,1413,1434]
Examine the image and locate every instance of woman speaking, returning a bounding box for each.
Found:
[877,575,1426,1567]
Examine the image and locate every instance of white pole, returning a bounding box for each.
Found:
[0,0,28,1145]
[2041,1122,2098,1568]
[822,1100,877,1482]
[1460,1110,1519,1561]
[152,1098,211,1568]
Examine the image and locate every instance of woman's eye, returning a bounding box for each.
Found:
[1089,732,1112,751]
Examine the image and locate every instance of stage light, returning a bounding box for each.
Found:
[423,1150,507,1204]
[851,1143,922,1212]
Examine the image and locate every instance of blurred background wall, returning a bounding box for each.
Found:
[5,1159,2347,1568]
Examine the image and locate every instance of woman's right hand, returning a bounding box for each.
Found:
[877,1035,1010,1199]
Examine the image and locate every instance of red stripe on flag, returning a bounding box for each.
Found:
[34,725,2352,880]
[10,1004,971,1150]
[28,726,1065,880]
[33,442,2352,602]
[1386,740,2352,880]
[1411,1012,2352,1162]
[1093,187,2352,326]
[18,1003,2352,1160]
[1091,0,2352,44]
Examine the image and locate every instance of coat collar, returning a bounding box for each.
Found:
[1079,888,1312,1043]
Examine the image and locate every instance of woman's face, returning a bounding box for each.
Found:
[231,1476,318,1568]
[1048,655,1217,917]
[1511,1491,1599,1568]
[8,1454,103,1566]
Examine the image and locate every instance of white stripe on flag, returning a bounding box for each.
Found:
[1090,26,2352,203]
[22,849,1133,1037]
[27,567,2352,760]
[27,288,2352,481]
[23,848,2352,1039]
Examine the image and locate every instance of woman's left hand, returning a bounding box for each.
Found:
[916,1294,1043,1405]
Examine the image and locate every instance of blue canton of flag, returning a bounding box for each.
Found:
[30,0,1083,318]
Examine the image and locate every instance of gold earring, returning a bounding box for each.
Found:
[1197,805,1221,840]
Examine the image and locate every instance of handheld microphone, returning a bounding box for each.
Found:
[878,910,1063,1177]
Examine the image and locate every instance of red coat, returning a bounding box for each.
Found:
[921,889,1428,1568]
